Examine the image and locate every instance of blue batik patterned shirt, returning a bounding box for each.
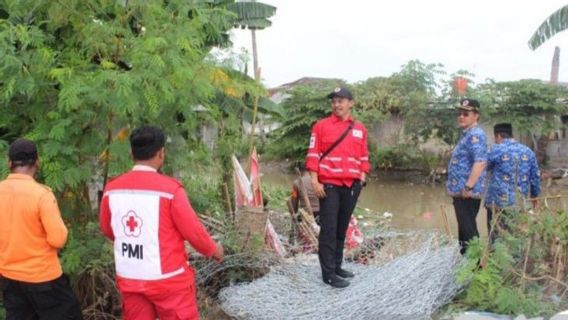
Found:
[485,139,540,209]
[447,125,488,198]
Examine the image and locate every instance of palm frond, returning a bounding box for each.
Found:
[528,5,568,50]
[257,97,284,118]
[227,1,276,29]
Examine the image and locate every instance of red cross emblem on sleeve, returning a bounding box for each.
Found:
[122,210,143,237]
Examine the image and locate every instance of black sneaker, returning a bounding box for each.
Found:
[335,268,355,278]
[322,276,350,288]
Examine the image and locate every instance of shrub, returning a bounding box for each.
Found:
[455,208,568,317]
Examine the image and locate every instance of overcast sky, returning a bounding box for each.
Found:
[228,0,568,88]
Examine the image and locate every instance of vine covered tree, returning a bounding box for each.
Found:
[0,0,245,214]
[1,0,279,317]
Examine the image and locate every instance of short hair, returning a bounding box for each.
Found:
[494,123,513,138]
[9,139,38,168]
[130,126,165,160]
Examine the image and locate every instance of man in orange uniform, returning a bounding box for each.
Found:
[306,87,370,288]
[0,139,83,319]
[99,126,224,320]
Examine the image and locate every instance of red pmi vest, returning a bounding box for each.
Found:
[99,168,217,292]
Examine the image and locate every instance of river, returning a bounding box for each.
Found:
[262,171,568,237]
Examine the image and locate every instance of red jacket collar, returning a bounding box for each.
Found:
[330,113,353,123]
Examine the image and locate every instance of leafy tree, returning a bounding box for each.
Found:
[265,59,567,171]
[353,76,397,122]
[267,61,452,164]
[1,1,283,316]
[355,60,444,119]
[0,0,246,215]
[479,79,568,134]
[478,79,568,164]
[375,60,458,145]
[265,80,344,162]
[403,69,475,146]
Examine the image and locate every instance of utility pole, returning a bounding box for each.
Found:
[551,46,560,84]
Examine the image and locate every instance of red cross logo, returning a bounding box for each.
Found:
[122,211,143,237]
[126,216,138,232]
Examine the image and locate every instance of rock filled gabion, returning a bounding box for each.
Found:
[208,233,463,320]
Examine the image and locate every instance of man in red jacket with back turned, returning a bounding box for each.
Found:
[99,126,224,320]
[306,87,370,288]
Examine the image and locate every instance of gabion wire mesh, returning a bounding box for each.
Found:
[203,232,463,320]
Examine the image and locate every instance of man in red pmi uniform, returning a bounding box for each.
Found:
[99,126,224,320]
[306,87,370,288]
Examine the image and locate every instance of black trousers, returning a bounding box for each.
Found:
[1,274,83,320]
[318,182,362,279]
[452,197,481,255]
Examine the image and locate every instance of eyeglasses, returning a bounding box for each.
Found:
[457,111,472,117]
[331,97,348,104]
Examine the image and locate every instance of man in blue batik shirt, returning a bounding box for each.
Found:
[485,123,540,241]
[447,98,487,254]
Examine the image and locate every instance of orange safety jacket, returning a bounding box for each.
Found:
[0,174,68,283]
[305,114,370,187]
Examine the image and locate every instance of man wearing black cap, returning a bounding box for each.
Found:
[447,99,488,254]
[485,123,540,241]
[0,139,83,319]
[305,87,370,288]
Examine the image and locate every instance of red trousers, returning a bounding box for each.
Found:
[121,284,199,320]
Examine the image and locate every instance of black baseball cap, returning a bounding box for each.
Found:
[327,87,353,100]
[9,139,38,163]
[456,98,480,112]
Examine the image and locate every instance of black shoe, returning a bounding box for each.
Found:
[322,276,350,288]
[335,268,355,278]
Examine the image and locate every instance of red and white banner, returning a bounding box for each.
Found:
[265,218,286,257]
[249,147,263,208]
[232,155,253,208]
[345,216,364,249]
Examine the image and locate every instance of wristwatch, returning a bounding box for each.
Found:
[463,185,473,192]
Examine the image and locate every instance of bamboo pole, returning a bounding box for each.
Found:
[298,209,318,245]
[527,194,567,201]
[248,69,262,156]
[287,198,298,247]
[439,204,452,238]
[198,214,224,234]
[223,182,234,224]
[511,269,568,290]
[521,237,533,290]
[481,205,501,268]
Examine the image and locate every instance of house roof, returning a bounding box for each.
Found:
[268,77,342,96]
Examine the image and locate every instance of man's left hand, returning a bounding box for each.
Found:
[461,189,472,198]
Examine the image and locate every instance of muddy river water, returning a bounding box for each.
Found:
[263,171,568,237]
